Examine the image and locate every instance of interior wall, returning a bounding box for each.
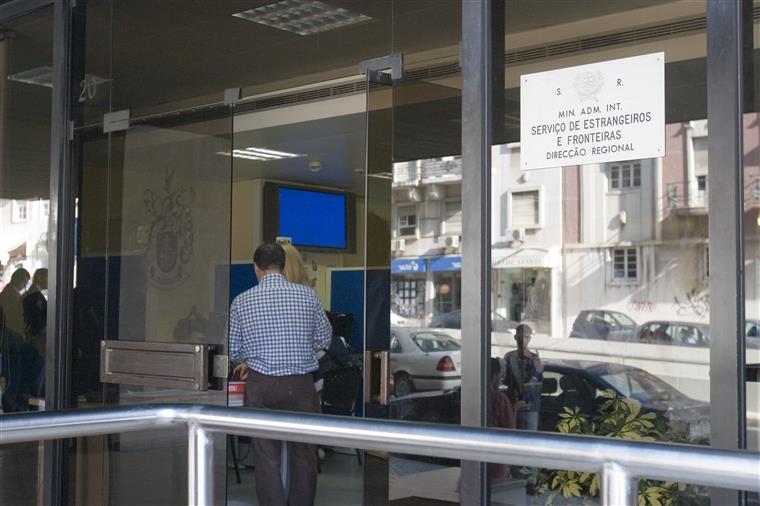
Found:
[230,178,366,308]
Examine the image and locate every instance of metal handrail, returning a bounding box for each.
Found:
[1,404,758,506]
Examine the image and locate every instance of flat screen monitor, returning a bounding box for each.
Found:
[263,183,355,252]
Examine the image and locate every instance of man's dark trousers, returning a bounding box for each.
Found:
[245,370,319,506]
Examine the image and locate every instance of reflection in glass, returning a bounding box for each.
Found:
[485,1,714,502]
[0,6,54,506]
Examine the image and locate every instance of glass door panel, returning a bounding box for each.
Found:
[73,109,233,505]
[228,81,368,506]
[360,1,464,503]
[0,5,54,505]
[488,0,715,502]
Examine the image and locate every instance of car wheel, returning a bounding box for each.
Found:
[394,373,415,397]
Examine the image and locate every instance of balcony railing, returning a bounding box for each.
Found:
[665,181,708,210]
[2,404,759,506]
[421,157,461,181]
[393,157,463,186]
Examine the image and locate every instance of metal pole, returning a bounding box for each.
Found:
[46,0,75,503]
[188,423,214,506]
[601,463,636,506]
[707,0,747,503]
[460,0,500,501]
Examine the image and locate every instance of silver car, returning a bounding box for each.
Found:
[390,327,462,397]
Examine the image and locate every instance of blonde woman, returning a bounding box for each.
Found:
[278,241,312,287]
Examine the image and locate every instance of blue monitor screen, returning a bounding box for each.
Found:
[278,187,347,249]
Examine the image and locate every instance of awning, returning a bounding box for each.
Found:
[492,248,556,269]
[430,256,462,272]
[8,241,27,259]
[391,258,426,274]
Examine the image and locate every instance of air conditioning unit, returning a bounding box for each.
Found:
[427,184,442,200]
[509,228,526,241]
[392,238,406,252]
[444,235,461,249]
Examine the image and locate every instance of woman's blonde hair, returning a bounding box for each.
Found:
[279,242,312,287]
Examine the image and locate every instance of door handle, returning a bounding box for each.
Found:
[364,350,391,406]
[378,351,390,405]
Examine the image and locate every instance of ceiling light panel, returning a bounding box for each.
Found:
[7,66,108,89]
[218,147,305,161]
[233,0,372,36]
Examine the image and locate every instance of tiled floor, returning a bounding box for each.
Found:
[226,449,363,506]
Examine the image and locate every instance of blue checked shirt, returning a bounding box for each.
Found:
[229,273,332,376]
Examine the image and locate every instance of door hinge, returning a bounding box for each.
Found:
[359,53,404,86]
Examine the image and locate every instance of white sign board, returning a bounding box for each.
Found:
[520,52,664,170]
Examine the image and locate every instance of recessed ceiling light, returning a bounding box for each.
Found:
[232,0,372,36]
[217,147,305,161]
[7,65,108,89]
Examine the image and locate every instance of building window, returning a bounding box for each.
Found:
[443,200,462,234]
[704,246,710,280]
[510,190,540,228]
[392,279,424,318]
[612,248,637,282]
[398,208,417,237]
[609,162,641,190]
[697,175,707,192]
[12,200,27,223]
[42,200,50,218]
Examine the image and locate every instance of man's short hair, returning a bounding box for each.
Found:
[253,242,286,272]
[11,268,30,285]
[515,323,534,340]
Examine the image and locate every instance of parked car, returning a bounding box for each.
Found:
[570,310,637,341]
[393,359,710,443]
[744,320,760,349]
[538,360,709,442]
[628,321,710,347]
[390,327,462,397]
[429,309,518,334]
[390,311,407,326]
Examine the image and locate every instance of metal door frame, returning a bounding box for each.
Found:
[0,0,751,504]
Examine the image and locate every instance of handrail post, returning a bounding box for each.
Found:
[188,423,214,506]
[601,463,636,506]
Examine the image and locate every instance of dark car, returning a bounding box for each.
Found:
[538,360,709,442]
[393,359,709,443]
[570,310,637,341]
[629,321,710,347]
[430,309,518,334]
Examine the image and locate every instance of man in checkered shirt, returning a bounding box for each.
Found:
[230,242,332,506]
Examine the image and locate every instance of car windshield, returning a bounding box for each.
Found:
[600,369,684,403]
[412,333,461,352]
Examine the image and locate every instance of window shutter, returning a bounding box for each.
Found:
[512,191,539,228]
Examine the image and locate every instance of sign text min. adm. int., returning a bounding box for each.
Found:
[520,52,665,170]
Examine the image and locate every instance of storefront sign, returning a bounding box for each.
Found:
[492,249,554,269]
[430,256,462,272]
[391,258,426,274]
[520,52,664,170]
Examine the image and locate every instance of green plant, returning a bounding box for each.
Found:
[534,390,708,505]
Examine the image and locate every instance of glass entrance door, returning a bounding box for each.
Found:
[227,78,369,505]
[72,107,234,506]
